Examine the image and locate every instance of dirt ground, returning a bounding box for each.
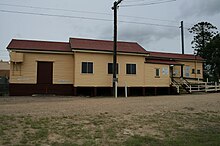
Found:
[0,93,220,116]
[0,93,220,145]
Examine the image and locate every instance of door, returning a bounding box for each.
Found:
[37,61,53,84]
[170,66,174,80]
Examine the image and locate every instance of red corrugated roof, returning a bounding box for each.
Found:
[148,51,204,61]
[145,59,182,65]
[7,39,71,52]
[69,38,147,54]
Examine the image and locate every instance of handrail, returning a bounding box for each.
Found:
[171,81,180,93]
[181,77,191,86]
[172,78,180,85]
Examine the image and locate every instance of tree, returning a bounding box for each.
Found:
[189,22,219,81]
[189,22,218,57]
[204,34,220,82]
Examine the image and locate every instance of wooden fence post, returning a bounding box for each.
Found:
[205,82,207,92]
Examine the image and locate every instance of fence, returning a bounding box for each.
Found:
[189,81,220,93]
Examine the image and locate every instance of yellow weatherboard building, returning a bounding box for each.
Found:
[7,37,204,96]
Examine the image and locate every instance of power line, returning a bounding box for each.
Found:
[0,3,179,24]
[0,9,113,22]
[121,0,176,7]
[124,0,170,3]
[0,9,180,29]
[125,0,159,2]
[120,14,178,23]
[0,3,111,16]
[120,20,179,28]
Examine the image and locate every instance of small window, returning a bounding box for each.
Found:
[82,62,93,74]
[108,63,118,74]
[126,64,136,74]
[197,69,201,74]
[155,68,160,77]
[192,69,195,74]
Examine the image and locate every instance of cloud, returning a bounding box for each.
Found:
[180,0,220,17]
[99,24,180,50]
[118,25,179,46]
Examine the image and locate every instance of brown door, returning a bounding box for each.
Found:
[37,61,53,84]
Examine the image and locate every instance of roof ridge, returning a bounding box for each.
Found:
[149,51,195,56]
[11,39,69,44]
[69,37,138,44]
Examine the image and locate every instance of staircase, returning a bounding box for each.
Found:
[171,77,220,94]
[171,78,191,94]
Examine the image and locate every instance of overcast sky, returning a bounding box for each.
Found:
[0,0,220,61]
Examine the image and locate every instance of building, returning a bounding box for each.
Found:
[0,60,10,95]
[0,60,10,78]
[6,38,204,96]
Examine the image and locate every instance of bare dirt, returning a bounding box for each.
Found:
[1,93,220,145]
[0,93,220,117]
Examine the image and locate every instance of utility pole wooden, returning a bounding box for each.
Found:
[180,21,184,54]
[112,0,123,98]
[180,21,184,78]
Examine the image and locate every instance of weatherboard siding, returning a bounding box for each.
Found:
[74,52,146,87]
[177,61,203,79]
[9,51,203,88]
[74,52,112,87]
[144,63,170,87]
[10,52,74,84]
[117,54,145,87]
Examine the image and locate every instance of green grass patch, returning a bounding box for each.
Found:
[0,111,220,145]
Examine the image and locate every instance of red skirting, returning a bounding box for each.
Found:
[9,84,74,96]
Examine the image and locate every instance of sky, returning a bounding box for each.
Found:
[0,0,220,61]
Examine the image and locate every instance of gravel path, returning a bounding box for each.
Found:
[0,93,220,117]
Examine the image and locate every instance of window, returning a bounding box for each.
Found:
[126,64,136,74]
[108,63,118,74]
[192,69,195,74]
[197,69,201,74]
[155,68,160,77]
[82,62,93,73]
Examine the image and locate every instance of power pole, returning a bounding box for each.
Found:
[112,0,123,98]
[180,21,184,78]
[180,21,184,54]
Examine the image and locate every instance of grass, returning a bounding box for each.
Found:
[0,111,220,145]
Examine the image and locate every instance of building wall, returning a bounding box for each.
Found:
[10,51,74,84]
[9,51,203,89]
[74,52,111,87]
[144,63,170,87]
[118,53,145,87]
[74,52,146,87]
[175,60,203,79]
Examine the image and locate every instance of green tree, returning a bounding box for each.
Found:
[189,22,219,81]
[204,34,220,82]
[189,22,218,57]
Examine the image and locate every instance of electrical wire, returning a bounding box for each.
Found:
[121,0,176,7]
[0,3,179,24]
[124,0,170,3]
[0,9,181,29]
[0,3,111,16]
[0,9,113,22]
